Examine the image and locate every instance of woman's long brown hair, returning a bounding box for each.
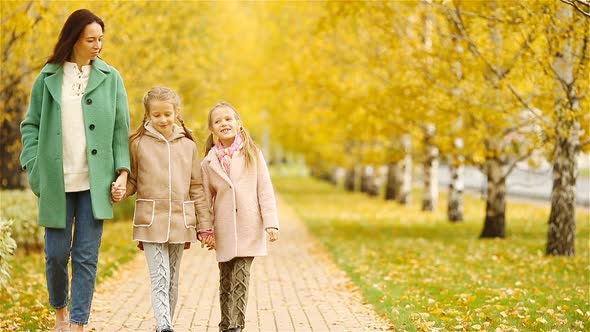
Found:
[47,9,104,65]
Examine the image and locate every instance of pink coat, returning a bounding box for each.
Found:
[202,148,279,262]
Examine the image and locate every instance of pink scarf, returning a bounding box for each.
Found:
[215,134,243,175]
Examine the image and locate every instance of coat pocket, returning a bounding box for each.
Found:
[183,200,197,228]
[133,199,155,227]
[25,158,40,197]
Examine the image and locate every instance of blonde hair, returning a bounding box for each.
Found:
[129,86,193,142]
[205,102,259,168]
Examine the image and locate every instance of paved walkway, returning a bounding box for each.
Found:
[87,195,393,332]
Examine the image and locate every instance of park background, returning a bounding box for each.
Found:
[1,0,589,331]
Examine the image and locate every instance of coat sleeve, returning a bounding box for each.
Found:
[256,150,279,230]
[111,69,131,174]
[201,160,216,225]
[20,74,44,170]
[125,139,139,197]
[19,74,45,196]
[190,144,212,231]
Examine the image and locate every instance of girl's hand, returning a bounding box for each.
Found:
[198,232,216,250]
[203,233,216,250]
[111,171,128,202]
[266,228,279,242]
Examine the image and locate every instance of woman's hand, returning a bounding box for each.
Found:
[111,170,128,202]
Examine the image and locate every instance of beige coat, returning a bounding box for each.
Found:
[126,123,212,243]
[202,147,279,262]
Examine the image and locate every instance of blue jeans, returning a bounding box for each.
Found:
[44,190,104,325]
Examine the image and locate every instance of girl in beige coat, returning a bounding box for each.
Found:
[120,87,214,332]
[201,102,279,332]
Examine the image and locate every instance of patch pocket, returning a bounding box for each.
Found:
[25,158,40,196]
[133,199,155,227]
[183,200,197,228]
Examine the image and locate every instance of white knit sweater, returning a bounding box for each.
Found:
[61,61,91,192]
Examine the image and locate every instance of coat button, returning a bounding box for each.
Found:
[89,124,95,130]
[86,98,92,105]
[91,149,97,155]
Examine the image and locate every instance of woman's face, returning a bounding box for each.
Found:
[72,22,103,65]
[210,107,239,147]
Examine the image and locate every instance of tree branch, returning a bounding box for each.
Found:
[506,84,548,126]
[559,0,590,18]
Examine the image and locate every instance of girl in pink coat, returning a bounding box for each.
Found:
[201,102,280,332]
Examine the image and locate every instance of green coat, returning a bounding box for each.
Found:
[20,57,131,228]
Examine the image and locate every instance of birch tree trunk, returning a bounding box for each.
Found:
[398,134,413,205]
[480,0,508,238]
[448,138,464,222]
[422,124,439,211]
[360,165,372,193]
[546,4,582,256]
[344,166,357,192]
[366,165,380,197]
[480,157,507,238]
[420,1,438,211]
[385,162,402,201]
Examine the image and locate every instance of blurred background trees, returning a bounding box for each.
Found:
[1,0,588,255]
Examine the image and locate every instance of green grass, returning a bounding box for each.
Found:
[0,220,137,331]
[274,176,590,332]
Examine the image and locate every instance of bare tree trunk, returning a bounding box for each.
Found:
[480,1,507,238]
[344,166,356,192]
[360,165,369,193]
[367,166,380,197]
[547,130,578,255]
[448,139,464,222]
[398,134,412,205]
[480,157,507,238]
[546,4,581,256]
[385,162,402,201]
[330,167,342,187]
[422,124,439,211]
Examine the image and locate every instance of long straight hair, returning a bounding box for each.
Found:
[47,9,104,65]
[205,102,259,169]
[129,86,193,143]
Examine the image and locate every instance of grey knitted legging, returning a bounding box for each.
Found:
[144,243,184,331]
[218,257,254,330]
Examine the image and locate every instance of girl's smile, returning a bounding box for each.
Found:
[210,107,239,147]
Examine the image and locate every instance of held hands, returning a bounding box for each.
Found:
[111,171,128,202]
[266,228,279,242]
[197,231,216,251]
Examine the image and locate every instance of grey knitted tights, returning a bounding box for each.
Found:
[144,242,184,332]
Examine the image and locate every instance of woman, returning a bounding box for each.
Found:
[19,9,130,332]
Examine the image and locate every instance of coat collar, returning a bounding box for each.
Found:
[41,57,111,74]
[144,121,186,142]
[204,148,233,186]
[42,57,112,105]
